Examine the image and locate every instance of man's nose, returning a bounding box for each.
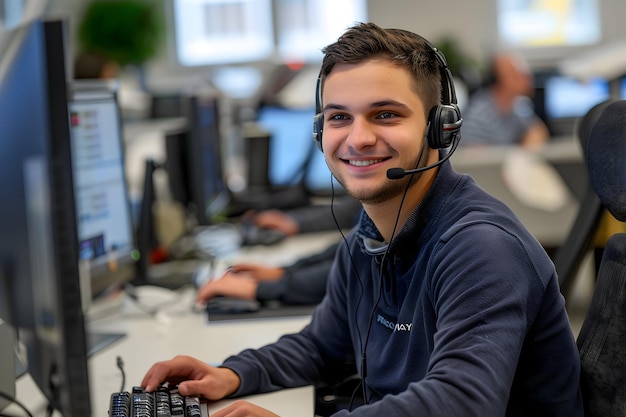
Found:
[346,117,376,150]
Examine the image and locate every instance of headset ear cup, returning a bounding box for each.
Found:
[312,112,324,151]
[427,104,461,149]
[426,105,442,149]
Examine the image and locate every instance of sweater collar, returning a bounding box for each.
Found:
[356,161,463,258]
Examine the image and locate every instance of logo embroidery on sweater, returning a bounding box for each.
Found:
[376,314,412,332]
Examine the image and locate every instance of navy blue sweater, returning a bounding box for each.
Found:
[223,162,583,416]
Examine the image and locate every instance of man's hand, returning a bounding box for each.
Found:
[141,355,240,401]
[196,265,285,304]
[253,210,299,236]
[230,264,285,282]
[196,272,258,303]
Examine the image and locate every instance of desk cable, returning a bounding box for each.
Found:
[0,390,33,417]
[116,356,126,393]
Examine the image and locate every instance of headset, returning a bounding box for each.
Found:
[312,39,463,178]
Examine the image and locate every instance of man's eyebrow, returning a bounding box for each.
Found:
[371,100,411,110]
[323,103,348,112]
[323,100,410,112]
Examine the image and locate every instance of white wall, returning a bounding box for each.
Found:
[367,0,498,63]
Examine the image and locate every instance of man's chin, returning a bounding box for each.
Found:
[343,182,411,205]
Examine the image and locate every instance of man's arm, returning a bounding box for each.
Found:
[219,249,356,397]
[257,242,339,304]
[521,118,550,149]
[283,196,360,233]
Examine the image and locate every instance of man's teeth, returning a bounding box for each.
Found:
[348,159,382,167]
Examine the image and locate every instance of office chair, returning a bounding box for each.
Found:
[552,100,616,299]
[575,99,626,416]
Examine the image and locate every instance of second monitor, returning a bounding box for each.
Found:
[68,81,138,299]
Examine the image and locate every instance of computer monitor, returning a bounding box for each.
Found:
[256,105,341,195]
[0,18,91,416]
[67,81,137,299]
[166,98,318,226]
[164,128,192,209]
[165,95,229,226]
[543,74,610,136]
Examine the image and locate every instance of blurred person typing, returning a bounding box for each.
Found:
[197,196,359,305]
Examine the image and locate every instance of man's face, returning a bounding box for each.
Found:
[497,55,534,97]
[320,59,429,204]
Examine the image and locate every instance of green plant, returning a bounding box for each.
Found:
[435,37,476,77]
[77,0,164,66]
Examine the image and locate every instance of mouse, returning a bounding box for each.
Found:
[205,297,261,314]
[126,284,179,304]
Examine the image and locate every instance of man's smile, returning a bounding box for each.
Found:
[346,158,386,167]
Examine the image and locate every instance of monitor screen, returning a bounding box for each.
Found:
[67,82,137,297]
[0,18,91,416]
[497,0,601,48]
[544,75,610,120]
[172,0,274,66]
[256,105,340,194]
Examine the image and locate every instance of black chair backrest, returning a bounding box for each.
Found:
[553,100,615,298]
[576,99,626,416]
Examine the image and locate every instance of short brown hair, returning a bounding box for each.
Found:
[319,22,443,116]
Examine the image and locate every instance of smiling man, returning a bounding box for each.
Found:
[142,22,583,417]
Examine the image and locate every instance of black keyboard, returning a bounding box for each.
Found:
[109,386,207,416]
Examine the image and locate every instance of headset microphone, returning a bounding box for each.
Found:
[386,149,453,179]
[386,148,455,179]
[387,167,416,180]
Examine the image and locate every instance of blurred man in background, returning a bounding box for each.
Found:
[462,52,549,148]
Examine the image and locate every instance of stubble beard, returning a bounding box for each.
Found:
[332,170,414,205]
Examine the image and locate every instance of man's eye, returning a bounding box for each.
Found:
[329,114,348,121]
[378,112,396,119]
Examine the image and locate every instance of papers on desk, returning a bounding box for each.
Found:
[501,148,572,212]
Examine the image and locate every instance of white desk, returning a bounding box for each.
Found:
[14,231,343,416]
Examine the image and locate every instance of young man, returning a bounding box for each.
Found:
[142,23,582,416]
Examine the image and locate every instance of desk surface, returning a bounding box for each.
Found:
[13,231,343,417]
